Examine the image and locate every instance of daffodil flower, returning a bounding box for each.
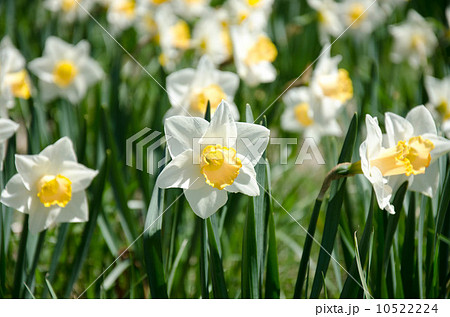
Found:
[0,37,32,110]
[425,75,450,137]
[0,137,98,233]
[339,0,385,35]
[281,86,341,140]
[44,0,94,23]
[231,25,277,86]
[0,118,19,170]
[107,0,137,34]
[166,55,240,119]
[28,37,103,104]
[310,47,353,108]
[226,0,273,31]
[307,0,344,44]
[172,0,210,20]
[156,100,270,218]
[389,10,437,69]
[360,106,450,214]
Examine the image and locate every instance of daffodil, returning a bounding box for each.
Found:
[44,0,94,23]
[307,0,344,44]
[155,4,191,71]
[310,47,353,108]
[107,0,137,34]
[192,8,233,65]
[0,37,32,110]
[156,100,270,218]
[226,0,273,31]
[0,137,98,234]
[172,0,210,20]
[28,37,103,104]
[0,118,19,170]
[281,86,341,141]
[166,55,240,119]
[389,10,437,69]
[359,106,450,214]
[425,75,450,137]
[231,25,277,86]
[339,0,385,35]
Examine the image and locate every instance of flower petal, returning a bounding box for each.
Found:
[55,191,89,223]
[60,161,98,192]
[166,68,195,108]
[409,161,439,197]
[224,161,260,196]
[235,122,270,165]
[200,100,237,148]
[15,154,49,190]
[385,112,414,147]
[0,118,19,141]
[28,197,60,234]
[184,184,228,218]
[40,136,77,164]
[0,174,31,213]
[406,105,437,136]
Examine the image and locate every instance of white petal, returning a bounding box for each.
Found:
[0,118,19,141]
[164,116,209,158]
[409,162,439,197]
[40,137,77,165]
[184,184,228,218]
[79,58,104,86]
[28,197,60,234]
[156,150,203,190]
[0,174,31,213]
[200,100,237,148]
[166,68,195,108]
[224,161,260,196]
[27,57,55,83]
[370,166,395,214]
[235,122,270,165]
[364,115,383,160]
[15,154,49,190]
[406,105,437,136]
[60,161,98,192]
[423,133,450,163]
[216,71,240,99]
[44,36,73,60]
[281,107,302,132]
[385,112,414,147]
[55,191,89,223]
[39,81,61,103]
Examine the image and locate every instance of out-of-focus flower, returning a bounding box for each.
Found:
[135,0,158,41]
[28,37,103,104]
[172,0,210,20]
[310,47,353,109]
[0,37,32,110]
[0,137,98,233]
[44,0,94,23]
[281,86,341,141]
[192,8,232,65]
[307,0,344,44]
[166,55,239,118]
[0,118,19,170]
[156,100,269,218]
[226,0,273,31]
[377,0,408,15]
[425,75,450,137]
[107,0,137,34]
[231,25,277,86]
[389,10,438,69]
[359,106,450,214]
[339,0,385,35]
[155,4,191,71]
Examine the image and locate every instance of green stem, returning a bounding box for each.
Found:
[12,215,29,298]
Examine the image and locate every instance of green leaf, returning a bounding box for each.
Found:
[401,193,418,298]
[241,198,259,298]
[45,278,58,299]
[199,217,209,298]
[354,232,371,299]
[12,215,29,298]
[207,218,228,298]
[265,207,280,298]
[23,230,47,298]
[102,260,131,291]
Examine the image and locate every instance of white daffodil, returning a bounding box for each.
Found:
[172,0,210,20]
[230,25,277,86]
[310,46,353,108]
[307,0,344,44]
[156,100,270,218]
[192,8,233,65]
[226,0,273,31]
[107,0,137,35]
[339,0,385,35]
[44,0,94,23]
[28,37,103,104]
[0,137,98,234]
[155,4,191,71]
[0,37,32,110]
[166,55,239,119]
[135,0,158,41]
[0,118,19,170]
[389,10,438,69]
[425,75,450,137]
[281,86,341,141]
[359,106,450,214]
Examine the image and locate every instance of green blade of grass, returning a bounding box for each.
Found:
[354,232,372,299]
[45,278,58,299]
[265,207,280,298]
[199,217,209,298]
[12,215,29,298]
[206,218,228,298]
[64,153,108,298]
[241,197,259,298]
[23,230,47,298]
[417,195,429,299]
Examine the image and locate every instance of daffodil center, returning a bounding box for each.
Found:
[200,144,242,190]
[190,84,226,114]
[4,70,31,99]
[53,60,78,87]
[62,0,76,12]
[411,34,425,50]
[171,21,190,49]
[318,69,353,103]
[245,36,277,65]
[436,100,450,120]
[247,0,261,7]
[370,136,435,177]
[117,0,136,17]
[294,102,314,127]
[37,174,72,208]
[349,3,365,26]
